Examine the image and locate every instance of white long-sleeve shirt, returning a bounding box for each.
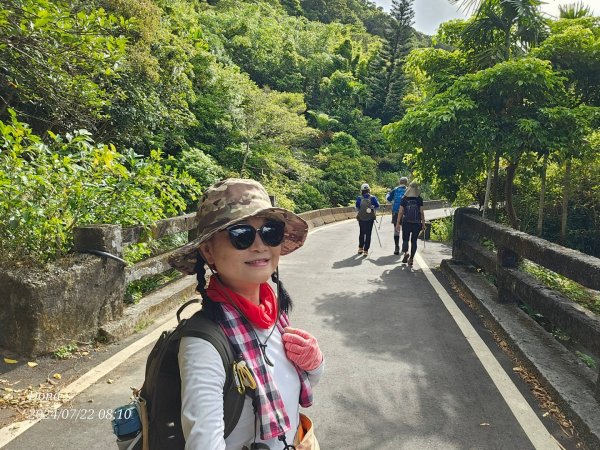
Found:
[179,325,323,450]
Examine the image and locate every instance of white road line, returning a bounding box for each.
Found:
[414,253,560,450]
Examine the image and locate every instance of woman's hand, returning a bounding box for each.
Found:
[282,327,323,372]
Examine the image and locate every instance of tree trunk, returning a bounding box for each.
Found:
[241,140,251,175]
[505,161,519,229]
[491,152,500,221]
[482,164,493,218]
[561,159,572,245]
[537,153,548,236]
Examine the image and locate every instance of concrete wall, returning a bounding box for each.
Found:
[298,201,449,228]
[0,255,124,356]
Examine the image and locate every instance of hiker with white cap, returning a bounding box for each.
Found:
[169,178,323,449]
[355,183,380,257]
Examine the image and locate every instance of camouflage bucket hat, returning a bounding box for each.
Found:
[169,178,308,274]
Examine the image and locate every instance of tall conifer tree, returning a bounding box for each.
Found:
[366,0,414,124]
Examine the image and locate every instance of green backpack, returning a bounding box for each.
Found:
[356,197,376,221]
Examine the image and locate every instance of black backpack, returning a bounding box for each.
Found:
[356,197,376,221]
[113,300,247,449]
[404,198,421,223]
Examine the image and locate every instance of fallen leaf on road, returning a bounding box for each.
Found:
[3,358,18,364]
[52,373,62,380]
[27,362,38,368]
[107,379,114,384]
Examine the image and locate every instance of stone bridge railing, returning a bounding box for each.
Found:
[449,207,600,401]
[0,201,448,355]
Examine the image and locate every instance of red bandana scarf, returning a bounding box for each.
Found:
[206,276,278,329]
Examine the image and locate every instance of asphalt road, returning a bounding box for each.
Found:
[3,215,564,450]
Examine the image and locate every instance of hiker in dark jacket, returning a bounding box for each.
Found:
[169,178,323,449]
[386,177,408,255]
[395,181,425,266]
[355,183,380,257]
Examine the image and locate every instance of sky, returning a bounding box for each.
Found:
[372,0,599,35]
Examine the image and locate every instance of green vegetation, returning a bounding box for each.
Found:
[125,269,182,305]
[53,343,78,359]
[429,217,453,242]
[521,260,600,316]
[575,351,597,369]
[1,0,599,268]
[134,319,155,333]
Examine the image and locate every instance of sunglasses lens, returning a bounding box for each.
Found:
[228,225,255,250]
[260,221,285,246]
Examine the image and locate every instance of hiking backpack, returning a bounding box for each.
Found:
[356,197,376,221]
[112,300,247,450]
[404,198,421,223]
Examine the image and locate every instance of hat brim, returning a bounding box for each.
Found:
[169,207,308,275]
[404,187,420,197]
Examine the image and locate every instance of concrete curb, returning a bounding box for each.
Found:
[441,259,600,449]
[98,276,197,342]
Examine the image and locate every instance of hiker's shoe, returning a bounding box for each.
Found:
[363,250,368,257]
[402,253,409,263]
[408,257,414,266]
[394,246,400,255]
[358,248,363,254]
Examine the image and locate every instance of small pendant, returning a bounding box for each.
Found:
[259,344,274,366]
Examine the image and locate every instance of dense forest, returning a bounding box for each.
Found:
[1,0,599,265]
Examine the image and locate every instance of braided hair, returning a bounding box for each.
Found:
[194,251,293,322]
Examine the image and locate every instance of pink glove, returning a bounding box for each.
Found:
[282,327,323,372]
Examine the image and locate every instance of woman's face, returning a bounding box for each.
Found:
[200,216,282,294]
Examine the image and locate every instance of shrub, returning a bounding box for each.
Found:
[0,112,200,265]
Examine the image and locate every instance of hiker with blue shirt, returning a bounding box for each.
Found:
[355,183,380,257]
[386,177,408,255]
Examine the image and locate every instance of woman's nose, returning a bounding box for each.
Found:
[249,230,268,250]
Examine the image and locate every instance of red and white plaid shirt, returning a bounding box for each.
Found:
[219,302,313,440]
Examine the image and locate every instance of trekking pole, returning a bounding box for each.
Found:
[378,207,384,230]
[373,218,382,247]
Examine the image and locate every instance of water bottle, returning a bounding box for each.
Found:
[112,404,142,450]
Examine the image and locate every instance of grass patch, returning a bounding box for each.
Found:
[123,232,189,265]
[521,260,600,316]
[134,319,155,333]
[125,269,182,304]
[53,343,78,359]
[575,351,597,369]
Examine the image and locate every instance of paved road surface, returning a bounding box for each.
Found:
[2,213,564,449]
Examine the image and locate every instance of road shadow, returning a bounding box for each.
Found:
[311,262,535,449]
[332,254,366,269]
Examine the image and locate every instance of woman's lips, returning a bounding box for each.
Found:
[245,258,270,267]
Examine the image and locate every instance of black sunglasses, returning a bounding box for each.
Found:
[225,220,286,250]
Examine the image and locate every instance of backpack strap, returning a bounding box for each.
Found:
[179,311,248,439]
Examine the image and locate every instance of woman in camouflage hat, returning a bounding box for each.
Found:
[170,178,323,449]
